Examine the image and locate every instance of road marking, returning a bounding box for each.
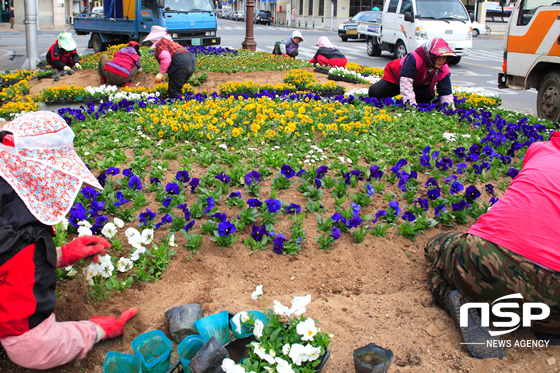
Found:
[459,61,502,70]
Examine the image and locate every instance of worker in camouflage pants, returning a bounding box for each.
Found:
[425,132,560,359]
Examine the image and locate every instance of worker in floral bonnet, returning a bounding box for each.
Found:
[144,25,197,99]
[47,32,82,72]
[368,37,456,108]
[0,111,137,369]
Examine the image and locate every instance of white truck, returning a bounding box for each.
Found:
[497,0,560,122]
[357,0,473,64]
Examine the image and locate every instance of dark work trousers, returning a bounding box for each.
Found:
[167,51,197,99]
[368,79,434,103]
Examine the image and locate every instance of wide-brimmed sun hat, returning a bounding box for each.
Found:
[144,25,168,43]
[0,111,102,226]
[58,32,77,51]
[292,30,304,43]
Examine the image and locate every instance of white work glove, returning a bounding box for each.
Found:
[155,72,165,83]
[74,63,82,70]
[63,66,71,71]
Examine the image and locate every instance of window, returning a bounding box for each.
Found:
[349,0,374,16]
[399,0,413,14]
[517,0,553,25]
[416,0,468,20]
[299,0,304,15]
[142,0,159,17]
[387,0,399,12]
[319,0,324,15]
[308,0,313,15]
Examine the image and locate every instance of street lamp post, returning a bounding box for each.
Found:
[241,0,257,50]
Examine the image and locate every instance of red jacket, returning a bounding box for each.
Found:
[154,38,187,61]
[104,46,141,78]
[46,41,79,71]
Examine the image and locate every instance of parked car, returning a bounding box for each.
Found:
[254,10,271,25]
[471,21,491,37]
[91,6,104,17]
[236,10,245,21]
[338,11,381,41]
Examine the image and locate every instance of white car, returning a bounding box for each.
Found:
[91,7,104,17]
[471,21,491,37]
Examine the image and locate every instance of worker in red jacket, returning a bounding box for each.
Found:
[308,36,347,68]
[47,32,82,71]
[0,111,137,370]
[98,41,142,86]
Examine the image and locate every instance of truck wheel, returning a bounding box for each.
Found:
[449,56,461,65]
[537,71,560,122]
[91,34,105,53]
[472,29,479,37]
[394,40,407,59]
[139,33,149,47]
[367,37,381,57]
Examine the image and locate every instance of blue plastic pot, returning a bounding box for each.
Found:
[230,310,267,339]
[177,335,208,373]
[103,352,142,373]
[131,330,172,373]
[193,311,231,345]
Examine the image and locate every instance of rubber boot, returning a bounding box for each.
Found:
[446,290,505,359]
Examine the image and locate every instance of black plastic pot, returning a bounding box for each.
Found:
[314,67,331,75]
[188,336,230,373]
[328,75,359,84]
[318,90,345,97]
[353,343,393,373]
[165,304,204,343]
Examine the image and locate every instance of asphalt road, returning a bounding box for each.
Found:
[0,19,538,117]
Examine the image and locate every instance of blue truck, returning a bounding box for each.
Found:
[74,0,221,53]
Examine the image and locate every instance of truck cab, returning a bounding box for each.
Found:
[74,0,220,52]
[498,0,560,121]
[358,0,473,64]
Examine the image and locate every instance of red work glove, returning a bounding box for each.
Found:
[282,53,289,57]
[58,235,110,268]
[90,308,138,340]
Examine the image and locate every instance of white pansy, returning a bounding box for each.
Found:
[273,300,292,316]
[232,311,249,334]
[275,357,295,373]
[252,284,263,299]
[65,266,77,277]
[452,85,499,98]
[229,366,246,373]
[221,358,236,372]
[269,349,276,358]
[59,217,69,231]
[83,264,98,280]
[169,234,176,247]
[306,344,322,361]
[252,342,275,364]
[114,217,124,228]
[282,344,291,355]
[116,257,134,272]
[288,343,310,366]
[125,227,140,238]
[290,294,311,316]
[346,158,352,164]
[141,229,154,245]
[77,226,92,237]
[78,220,92,228]
[253,319,264,339]
[337,156,345,162]
[101,222,117,239]
[296,318,317,341]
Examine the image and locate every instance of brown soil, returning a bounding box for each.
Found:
[28,67,370,96]
[1,70,557,373]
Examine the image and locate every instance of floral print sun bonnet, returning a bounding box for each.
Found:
[0,111,102,226]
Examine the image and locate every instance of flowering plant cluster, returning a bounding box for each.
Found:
[223,286,331,373]
[328,67,380,84]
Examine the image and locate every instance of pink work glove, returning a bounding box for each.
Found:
[90,308,138,340]
[58,235,110,268]
[282,53,289,57]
